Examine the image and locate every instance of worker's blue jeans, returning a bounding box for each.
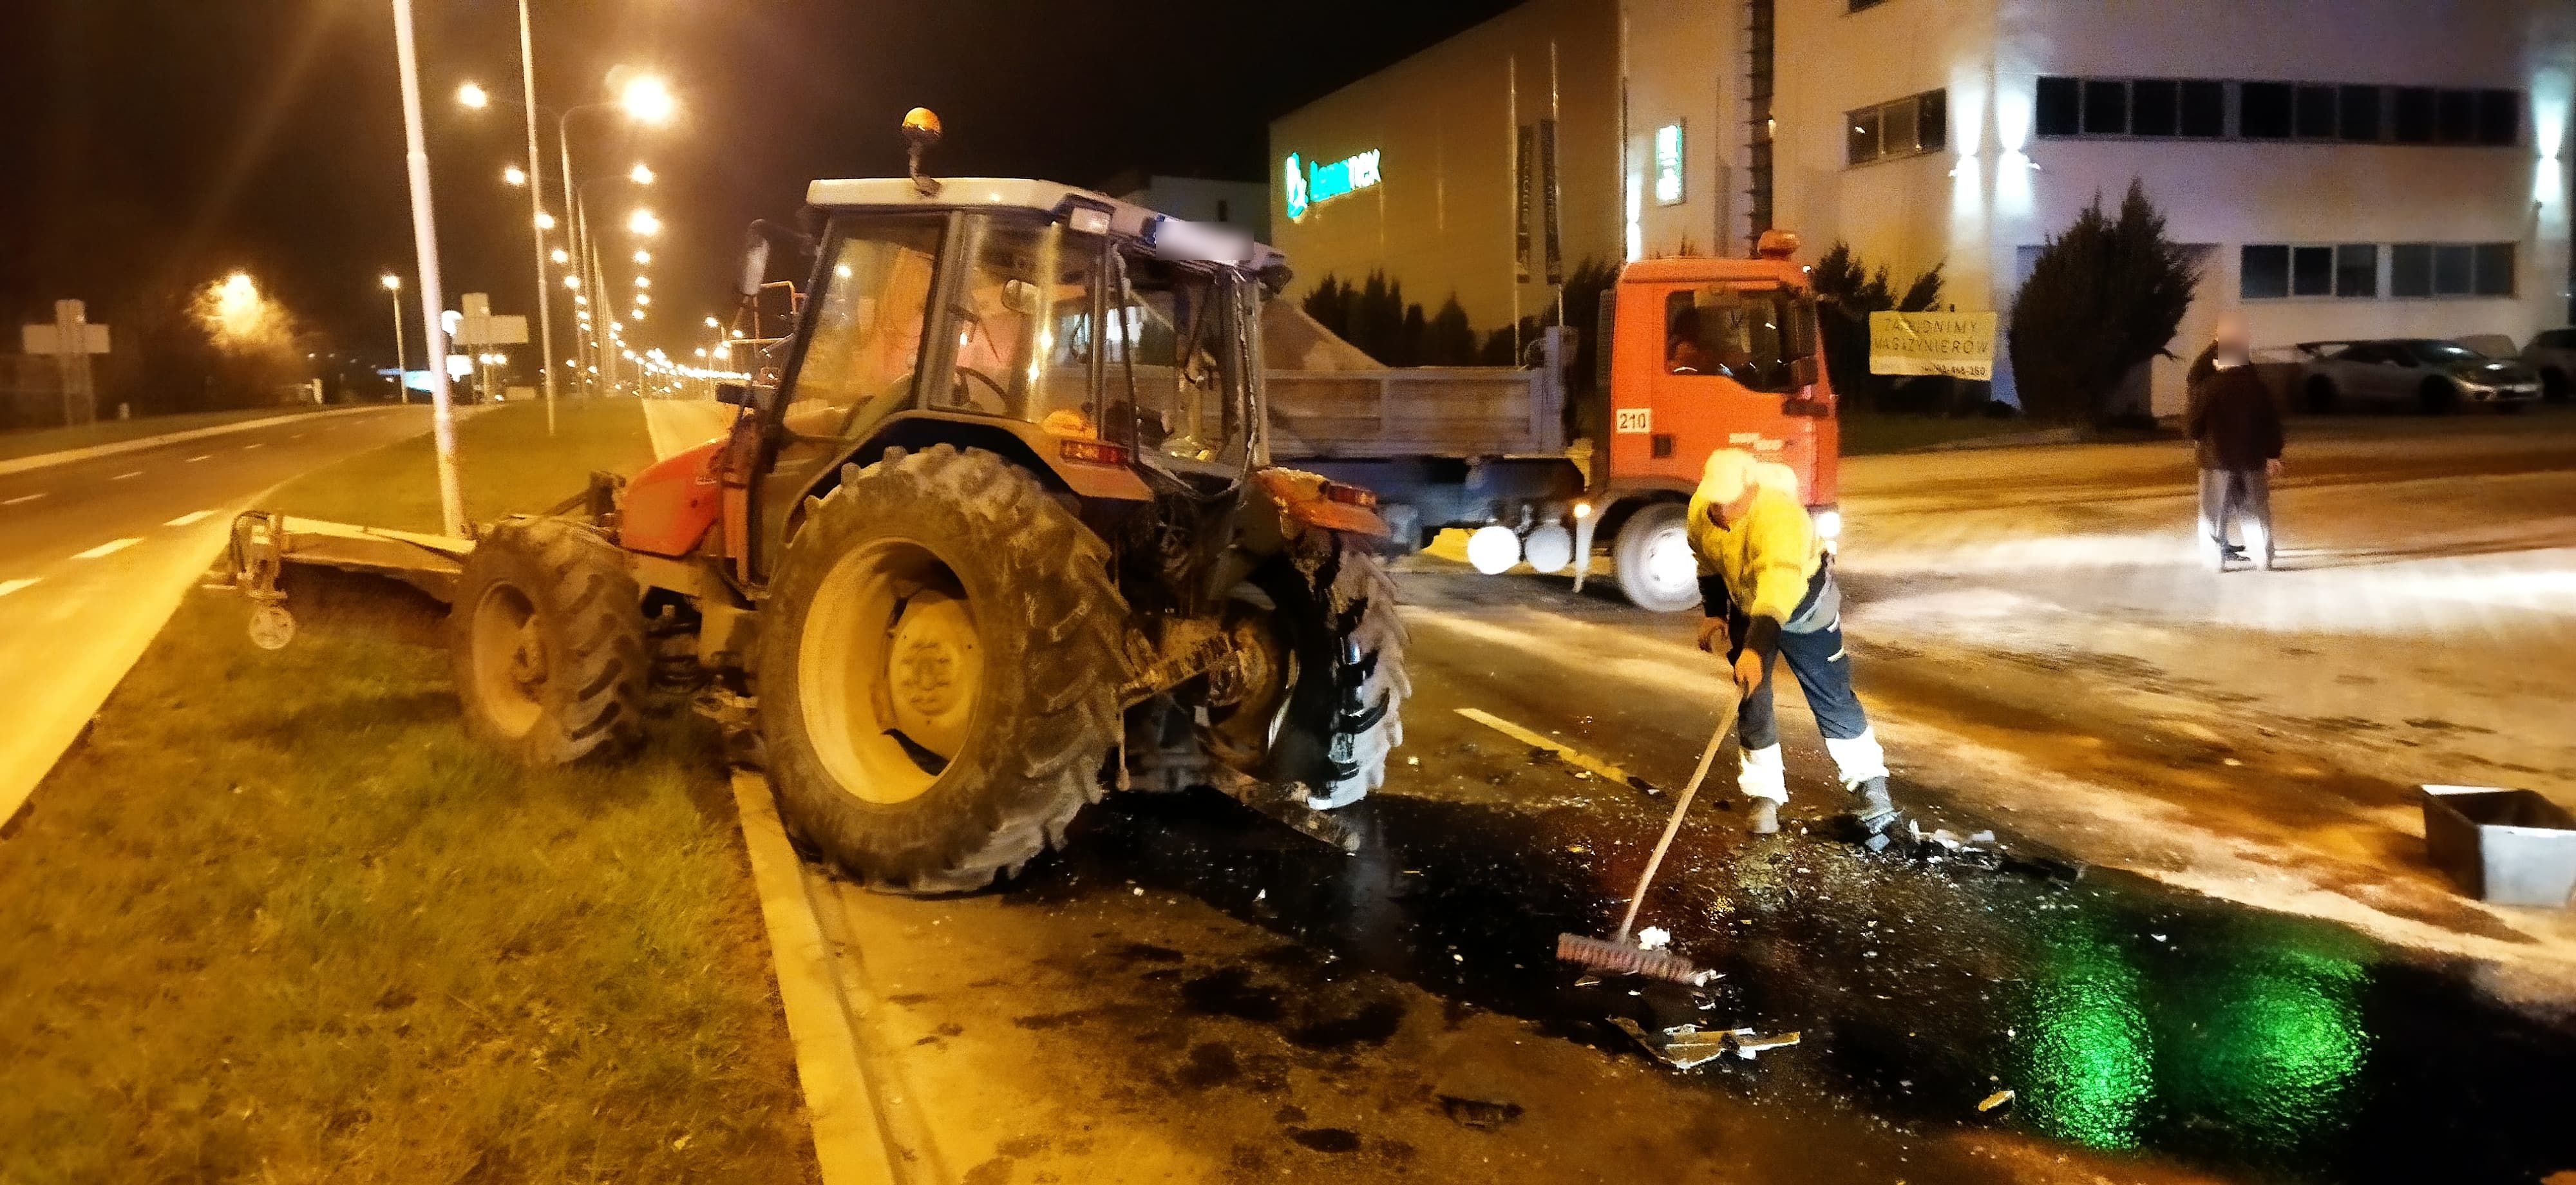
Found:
[1735,610,1869,750]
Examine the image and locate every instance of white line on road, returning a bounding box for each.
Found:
[113,471,142,480]
[242,442,265,451]
[184,454,211,463]
[0,578,37,598]
[290,433,304,440]
[72,538,141,560]
[1,492,44,507]
[1454,707,1656,792]
[165,510,216,527]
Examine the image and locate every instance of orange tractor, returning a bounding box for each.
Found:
[229,116,1408,891]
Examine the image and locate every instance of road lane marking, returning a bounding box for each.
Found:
[72,538,142,560]
[166,510,216,527]
[290,433,305,440]
[1454,707,1661,795]
[113,470,142,480]
[0,578,37,598]
[185,454,211,463]
[2,492,44,507]
[242,442,265,451]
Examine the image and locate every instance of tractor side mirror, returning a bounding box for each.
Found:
[738,235,772,299]
[715,381,750,406]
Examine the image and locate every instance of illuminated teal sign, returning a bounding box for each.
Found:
[1283,149,1381,222]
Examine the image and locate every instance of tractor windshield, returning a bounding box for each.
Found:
[1105,254,1251,478]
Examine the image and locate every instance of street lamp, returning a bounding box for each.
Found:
[534,211,556,231]
[618,74,677,124]
[457,81,489,109]
[382,274,409,403]
[629,162,656,186]
[551,247,570,265]
[634,249,652,265]
[502,164,527,187]
[393,0,467,536]
[627,208,661,237]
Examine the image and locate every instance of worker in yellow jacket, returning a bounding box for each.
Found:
[1687,449,1897,835]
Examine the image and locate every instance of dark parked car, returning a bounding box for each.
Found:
[2519,328,2575,402]
[2296,338,2541,413]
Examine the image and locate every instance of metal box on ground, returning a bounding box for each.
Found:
[2422,785,2576,909]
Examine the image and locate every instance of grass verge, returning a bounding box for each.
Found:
[0,400,818,1182]
[0,404,346,464]
[269,401,656,532]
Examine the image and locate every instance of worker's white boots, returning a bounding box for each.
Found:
[1736,732,1899,834]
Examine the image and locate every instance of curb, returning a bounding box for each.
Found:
[0,404,397,478]
[727,770,902,1185]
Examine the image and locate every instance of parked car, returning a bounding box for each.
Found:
[2521,328,2576,403]
[2295,338,2541,413]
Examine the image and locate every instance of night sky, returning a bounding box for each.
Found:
[0,0,1517,390]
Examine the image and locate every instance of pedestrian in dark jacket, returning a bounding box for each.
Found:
[2184,313,2284,571]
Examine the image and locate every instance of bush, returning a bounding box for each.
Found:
[2007,180,2200,425]
[1810,242,1956,414]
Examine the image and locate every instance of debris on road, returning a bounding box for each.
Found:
[1437,1093,1526,1130]
[1978,1088,2017,1112]
[1635,925,1672,951]
[1611,1018,1803,1070]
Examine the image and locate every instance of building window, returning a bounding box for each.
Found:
[2035,77,2520,146]
[2239,83,2293,138]
[2338,86,2382,142]
[2390,242,2515,298]
[1654,123,1685,205]
[2335,244,2377,298]
[1846,90,1946,166]
[2243,243,2385,299]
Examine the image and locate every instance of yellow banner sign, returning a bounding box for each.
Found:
[1868,311,1998,380]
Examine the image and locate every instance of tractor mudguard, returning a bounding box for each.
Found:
[623,439,725,558]
[1250,468,1391,541]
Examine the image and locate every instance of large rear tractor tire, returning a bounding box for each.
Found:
[757,445,1127,893]
[1208,535,1410,810]
[1613,502,1702,613]
[449,517,649,765]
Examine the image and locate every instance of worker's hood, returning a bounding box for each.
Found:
[1687,450,1801,526]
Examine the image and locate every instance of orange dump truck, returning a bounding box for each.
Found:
[1268,232,1842,612]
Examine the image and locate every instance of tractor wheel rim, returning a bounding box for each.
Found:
[469,583,545,737]
[799,538,980,806]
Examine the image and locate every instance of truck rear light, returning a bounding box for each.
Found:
[1322,481,1378,509]
[1059,439,1131,468]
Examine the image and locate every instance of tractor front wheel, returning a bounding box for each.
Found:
[757,445,1127,893]
[448,517,649,765]
[1208,535,1410,810]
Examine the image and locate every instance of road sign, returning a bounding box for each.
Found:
[19,300,111,425]
[1868,311,1997,381]
[451,315,529,346]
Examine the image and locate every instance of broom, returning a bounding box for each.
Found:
[1557,688,1741,985]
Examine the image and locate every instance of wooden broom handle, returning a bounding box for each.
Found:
[1614,690,1741,943]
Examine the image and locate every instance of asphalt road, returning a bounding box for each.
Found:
[785,411,2576,1184]
[0,406,435,824]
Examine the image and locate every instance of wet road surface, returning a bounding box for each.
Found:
[803,564,2576,1184]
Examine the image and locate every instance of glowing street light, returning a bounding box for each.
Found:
[629,162,656,186]
[627,208,661,237]
[563,274,581,290]
[633,275,650,289]
[534,211,557,231]
[502,164,528,187]
[550,247,570,265]
[634,249,652,265]
[618,74,676,124]
[457,81,490,109]
[634,293,651,306]
[704,316,720,330]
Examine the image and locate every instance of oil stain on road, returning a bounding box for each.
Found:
[1025,781,2576,1184]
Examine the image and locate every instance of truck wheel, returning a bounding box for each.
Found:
[449,517,649,765]
[757,445,1126,893]
[1613,502,1701,613]
[1208,535,1410,810]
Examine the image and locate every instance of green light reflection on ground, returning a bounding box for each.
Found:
[2017,913,2155,1150]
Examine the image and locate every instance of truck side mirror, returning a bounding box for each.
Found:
[1790,356,1820,389]
[715,381,750,406]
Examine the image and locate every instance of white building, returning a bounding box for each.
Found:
[1278,0,2576,413]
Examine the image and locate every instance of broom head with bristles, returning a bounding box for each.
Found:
[1556,932,1708,985]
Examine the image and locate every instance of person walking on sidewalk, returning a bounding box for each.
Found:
[1687,449,1898,836]
[2185,313,2285,571]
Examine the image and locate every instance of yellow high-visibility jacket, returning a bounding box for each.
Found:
[1685,482,1824,625]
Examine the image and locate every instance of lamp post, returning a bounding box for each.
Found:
[382,273,408,403]
[387,0,466,538]
[511,0,559,435]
